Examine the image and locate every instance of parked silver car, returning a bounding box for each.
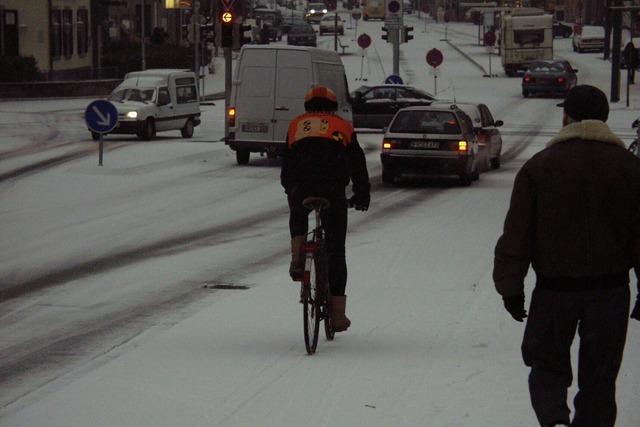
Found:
[381,105,480,185]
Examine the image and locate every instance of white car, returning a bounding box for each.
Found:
[319,13,344,35]
[101,69,201,140]
[572,26,605,53]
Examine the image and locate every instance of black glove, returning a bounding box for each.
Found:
[503,293,527,322]
[631,294,640,321]
[349,193,370,211]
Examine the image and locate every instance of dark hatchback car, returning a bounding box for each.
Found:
[522,60,578,98]
[432,101,504,170]
[553,21,572,38]
[350,85,436,129]
[381,105,480,185]
[287,22,317,46]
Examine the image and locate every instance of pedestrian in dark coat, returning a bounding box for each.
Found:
[493,85,640,427]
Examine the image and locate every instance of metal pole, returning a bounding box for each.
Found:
[141,0,146,70]
[334,12,338,52]
[611,7,622,102]
[99,133,104,166]
[604,0,612,60]
[224,46,232,140]
[393,27,399,75]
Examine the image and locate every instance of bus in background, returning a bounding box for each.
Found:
[362,0,385,20]
[501,13,553,76]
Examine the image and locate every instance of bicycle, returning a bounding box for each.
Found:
[300,196,334,354]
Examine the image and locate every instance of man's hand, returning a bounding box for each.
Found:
[631,294,640,321]
[503,293,527,322]
[349,193,370,211]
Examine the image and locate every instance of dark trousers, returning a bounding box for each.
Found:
[287,182,348,296]
[522,286,630,427]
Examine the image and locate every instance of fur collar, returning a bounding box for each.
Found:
[546,120,625,148]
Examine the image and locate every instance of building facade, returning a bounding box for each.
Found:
[0,0,92,78]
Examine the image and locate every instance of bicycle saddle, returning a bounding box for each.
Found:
[302,197,331,210]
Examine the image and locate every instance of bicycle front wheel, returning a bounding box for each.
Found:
[303,255,321,354]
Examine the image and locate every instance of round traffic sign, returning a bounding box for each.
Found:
[387,0,400,14]
[426,48,443,68]
[351,9,362,20]
[483,31,496,46]
[85,100,118,134]
[222,11,233,23]
[385,74,404,84]
[357,33,371,49]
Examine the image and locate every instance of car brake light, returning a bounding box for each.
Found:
[228,107,236,127]
[458,140,468,152]
[557,76,566,84]
[524,75,533,83]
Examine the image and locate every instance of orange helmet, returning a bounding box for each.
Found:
[304,85,338,112]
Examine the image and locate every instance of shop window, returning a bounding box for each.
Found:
[51,9,62,58]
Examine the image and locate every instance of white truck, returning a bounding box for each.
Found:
[500,13,553,76]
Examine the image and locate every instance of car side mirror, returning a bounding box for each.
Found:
[633,119,639,128]
[494,120,504,127]
[573,69,579,73]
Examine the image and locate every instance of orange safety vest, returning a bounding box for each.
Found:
[287,112,353,148]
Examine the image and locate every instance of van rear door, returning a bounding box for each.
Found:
[272,49,312,143]
[235,49,277,143]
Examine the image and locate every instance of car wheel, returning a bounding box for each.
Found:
[139,118,155,140]
[382,167,396,185]
[181,119,195,138]
[522,90,530,98]
[490,157,501,169]
[236,150,250,165]
[91,131,100,141]
[460,172,473,186]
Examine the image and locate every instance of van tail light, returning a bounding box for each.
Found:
[458,140,468,152]
[227,107,236,127]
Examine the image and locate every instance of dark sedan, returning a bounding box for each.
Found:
[287,22,317,46]
[351,85,436,129]
[522,60,578,98]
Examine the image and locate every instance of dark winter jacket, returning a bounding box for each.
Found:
[280,112,370,198]
[494,120,640,297]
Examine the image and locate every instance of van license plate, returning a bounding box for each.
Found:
[242,123,268,133]
[410,140,439,149]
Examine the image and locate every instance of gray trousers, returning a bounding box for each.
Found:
[522,286,630,427]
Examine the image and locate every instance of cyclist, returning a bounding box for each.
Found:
[281,85,370,332]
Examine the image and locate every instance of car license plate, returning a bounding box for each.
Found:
[241,123,268,133]
[410,140,439,149]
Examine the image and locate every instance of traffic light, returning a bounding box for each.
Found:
[221,11,234,47]
[403,26,413,43]
[382,26,388,42]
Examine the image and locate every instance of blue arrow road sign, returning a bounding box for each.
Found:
[385,74,404,84]
[85,100,118,134]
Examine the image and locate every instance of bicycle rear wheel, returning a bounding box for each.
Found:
[317,250,334,341]
[303,254,321,354]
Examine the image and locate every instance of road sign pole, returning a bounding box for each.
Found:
[99,133,104,166]
[393,27,400,75]
[489,50,492,78]
[434,74,437,95]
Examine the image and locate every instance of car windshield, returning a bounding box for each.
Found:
[291,23,314,33]
[581,26,604,37]
[528,62,564,72]
[308,3,325,11]
[109,88,156,103]
[391,111,461,134]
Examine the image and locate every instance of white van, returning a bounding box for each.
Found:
[101,69,201,140]
[226,45,352,165]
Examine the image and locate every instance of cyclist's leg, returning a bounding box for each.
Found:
[288,184,311,280]
[322,186,350,332]
[322,187,348,296]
